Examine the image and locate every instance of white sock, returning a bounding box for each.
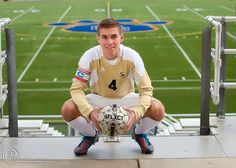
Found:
[135,117,160,134]
[67,116,96,136]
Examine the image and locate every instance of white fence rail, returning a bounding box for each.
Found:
[205,16,236,105]
[0,17,18,137]
[0,18,11,119]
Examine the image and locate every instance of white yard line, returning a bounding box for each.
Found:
[18,78,236,84]
[183,5,235,18]
[226,32,236,40]
[17,6,72,82]
[17,88,69,92]
[154,87,200,90]
[145,5,201,78]
[12,7,34,21]
[182,5,204,19]
[16,87,200,92]
[152,79,200,82]
[19,79,201,84]
[183,5,236,41]
[107,1,111,18]
[220,5,235,13]
[19,80,72,84]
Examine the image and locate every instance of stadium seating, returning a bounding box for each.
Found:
[150,115,216,136]
[0,119,64,137]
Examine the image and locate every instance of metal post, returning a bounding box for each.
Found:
[216,21,227,118]
[68,126,75,136]
[200,26,212,135]
[5,28,18,137]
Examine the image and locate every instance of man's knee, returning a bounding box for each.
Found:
[61,100,81,122]
[146,100,165,121]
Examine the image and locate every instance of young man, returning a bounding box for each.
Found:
[61,18,165,156]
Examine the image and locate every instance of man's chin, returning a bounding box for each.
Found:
[106,50,116,55]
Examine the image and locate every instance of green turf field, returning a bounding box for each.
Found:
[1,0,236,117]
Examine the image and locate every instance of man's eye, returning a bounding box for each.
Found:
[101,36,107,39]
[111,35,118,39]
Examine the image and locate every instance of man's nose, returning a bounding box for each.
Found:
[107,37,113,44]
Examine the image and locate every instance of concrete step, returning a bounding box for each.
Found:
[1,119,43,129]
[1,119,64,137]
[22,123,49,132]
[0,135,227,159]
[0,129,8,136]
[157,116,200,136]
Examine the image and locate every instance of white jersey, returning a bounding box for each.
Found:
[70,44,153,120]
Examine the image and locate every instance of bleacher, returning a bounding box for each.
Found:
[1,119,64,137]
[155,115,207,136]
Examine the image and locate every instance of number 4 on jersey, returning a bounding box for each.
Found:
[108,80,117,90]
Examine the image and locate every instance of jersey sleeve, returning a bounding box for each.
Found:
[133,70,153,120]
[70,50,94,120]
[129,50,153,120]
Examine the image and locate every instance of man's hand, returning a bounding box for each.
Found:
[89,107,103,131]
[123,107,136,132]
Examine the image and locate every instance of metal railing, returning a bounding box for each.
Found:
[0,18,18,137]
[200,16,236,135]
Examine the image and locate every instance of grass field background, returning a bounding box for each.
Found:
[1,0,236,117]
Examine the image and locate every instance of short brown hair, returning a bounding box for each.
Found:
[97,18,123,35]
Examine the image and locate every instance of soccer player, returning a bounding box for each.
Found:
[61,18,165,156]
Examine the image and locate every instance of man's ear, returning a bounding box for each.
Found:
[121,33,124,42]
[96,34,100,41]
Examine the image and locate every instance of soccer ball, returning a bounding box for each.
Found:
[98,104,129,136]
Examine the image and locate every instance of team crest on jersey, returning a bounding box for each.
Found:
[120,72,126,78]
[48,19,173,33]
[74,68,90,83]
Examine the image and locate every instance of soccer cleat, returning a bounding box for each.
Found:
[74,132,99,156]
[132,132,154,154]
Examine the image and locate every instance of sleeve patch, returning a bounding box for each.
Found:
[74,68,91,83]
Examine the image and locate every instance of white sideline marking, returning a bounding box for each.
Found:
[183,5,236,41]
[145,5,201,78]
[20,80,71,84]
[16,87,200,92]
[17,78,236,84]
[220,5,234,12]
[17,6,72,82]
[155,87,200,90]
[18,79,202,84]
[17,88,69,92]
[12,7,34,21]
[152,79,200,82]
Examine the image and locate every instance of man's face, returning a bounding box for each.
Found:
[96,27,124,60]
